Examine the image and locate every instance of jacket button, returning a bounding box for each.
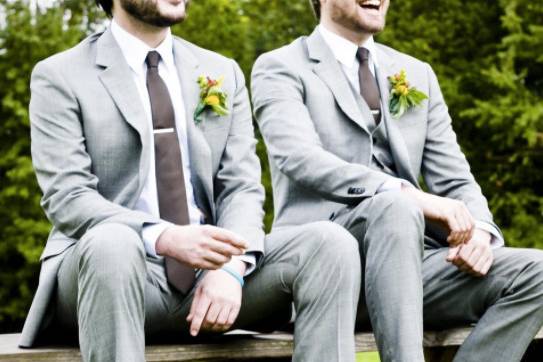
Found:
[348,187,365,195]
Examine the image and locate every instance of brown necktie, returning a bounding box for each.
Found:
[146,51,195,293]
[356,47,381,123]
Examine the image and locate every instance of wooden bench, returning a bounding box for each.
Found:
[1,327,542,361]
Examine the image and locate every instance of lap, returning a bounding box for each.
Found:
[53,221,357,338]
[423,246,543,328]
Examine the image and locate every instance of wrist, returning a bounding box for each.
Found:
[220,265,244,287]
[155,226,174,256]
[473,228,492,244]
[226,258,247,276]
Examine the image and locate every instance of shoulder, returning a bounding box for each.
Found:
[374,42,437,89]
[253,36,308,72]
[375,43,429,71]
[32,32,102,82]
[173,36,237,70]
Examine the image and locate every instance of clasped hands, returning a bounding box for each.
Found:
[403,187,494,277]
[156,225,248,336]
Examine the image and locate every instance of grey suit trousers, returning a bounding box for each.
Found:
[53,221,361,362]
[333,190,543,362]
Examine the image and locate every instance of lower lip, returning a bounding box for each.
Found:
[359,6,381,14]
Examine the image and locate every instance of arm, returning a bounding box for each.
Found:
[213,60,266,263]
[251,53,395,204]
[416,64,501,276]
[421,63,502,240]
[29,60,160,240]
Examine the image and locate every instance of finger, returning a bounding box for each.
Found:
[213,306,232,332]
[190,290,212,336]
[456,243,474,265]
[205,238,245,257]
[480,254,494,276]
[454,209,469,244]
[461,206,476,243]
[203,250,231,267]
[452,246,469,269]
[202,302,222,332]
[446,214,461,245]
[446,246,461,262]
[466,245,482,268]
[472,252,491,277]
[226,304,241,329]
[187,285,203,322]
[204,226,249,250]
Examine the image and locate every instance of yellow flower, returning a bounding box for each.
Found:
[205,95,220,106]
[396,85,409,96]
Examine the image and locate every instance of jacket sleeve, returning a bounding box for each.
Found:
[213,60,266,259]
[421,63,502,236]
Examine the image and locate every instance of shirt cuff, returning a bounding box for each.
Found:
[142,222,173,258]
[475,221,504,249]
[228,253,257,276]
[377,177,413,193]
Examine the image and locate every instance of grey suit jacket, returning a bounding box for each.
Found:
[251,28,500,235]
[21,28,265,347]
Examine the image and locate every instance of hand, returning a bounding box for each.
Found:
[186,260,246,336]
[156,225,248,270]
[403,188,475,246]
[447,228,493,277]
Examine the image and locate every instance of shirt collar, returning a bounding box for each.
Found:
[317,24,379,70]
[110,19,175,76]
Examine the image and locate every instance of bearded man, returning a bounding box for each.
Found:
[251,0,543,361]
[19,1,362,361]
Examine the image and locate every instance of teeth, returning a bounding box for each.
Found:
[359,0,381,7]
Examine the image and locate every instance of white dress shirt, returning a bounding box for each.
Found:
[318,25,504,247]
[111,21,257,270]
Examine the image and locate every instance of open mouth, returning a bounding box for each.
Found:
[357,0,381,11]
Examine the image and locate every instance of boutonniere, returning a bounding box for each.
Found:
[388,70,428,118]
[194,75,229,123]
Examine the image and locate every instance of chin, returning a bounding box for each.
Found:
[158,0,187,19]
[356,18,385,34]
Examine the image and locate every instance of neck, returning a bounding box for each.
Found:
[113,10,168,48]
[320,19,371,46]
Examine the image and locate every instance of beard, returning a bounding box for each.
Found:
[119,0,187,27]
[354,17,386,34]
[329,1,387,36]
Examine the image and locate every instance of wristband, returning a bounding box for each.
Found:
[220,265,244,287]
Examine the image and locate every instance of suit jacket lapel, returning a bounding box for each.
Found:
[172,39,215,221]
[375,46,419,186]
[96,28,150,199]
[307,29,371,135]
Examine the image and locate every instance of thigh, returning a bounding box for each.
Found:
[166,224,333,333]
[423,247,540,329]
[54,244,187,339]
[236,222,357,331]
[161,222,359,335]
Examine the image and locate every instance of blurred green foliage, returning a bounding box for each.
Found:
[0,0,541,333]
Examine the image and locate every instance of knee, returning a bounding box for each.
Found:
[369,191,424,232]
[302,221,360,269]
[78,223,145,281]
[521,250,543,281]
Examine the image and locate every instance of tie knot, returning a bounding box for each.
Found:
[146,51,160,69]
[357,47,370,62]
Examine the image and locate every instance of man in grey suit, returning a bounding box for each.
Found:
[252,0,543,361]
[20,0,362,361]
